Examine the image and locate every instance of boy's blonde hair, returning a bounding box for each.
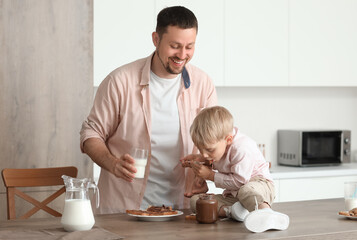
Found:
[190,106,234,148]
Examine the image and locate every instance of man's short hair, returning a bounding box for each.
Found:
[156,6,198,38]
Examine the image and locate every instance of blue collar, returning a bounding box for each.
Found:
[182,67,190,89]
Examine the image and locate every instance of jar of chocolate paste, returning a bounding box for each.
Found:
[196,194,218,224]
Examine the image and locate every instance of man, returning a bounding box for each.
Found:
[80,6,217,214]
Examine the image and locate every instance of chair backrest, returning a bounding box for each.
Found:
[1,166,78,220]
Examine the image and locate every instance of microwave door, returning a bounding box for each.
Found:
[302,132,342,165]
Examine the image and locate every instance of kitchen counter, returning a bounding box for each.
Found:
[208,163,357,196]
[0,198,356,240]
[270,162,357,179]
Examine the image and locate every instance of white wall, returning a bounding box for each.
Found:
[93,0,357,169]
[216,87,357,166]
[93,0,156,86]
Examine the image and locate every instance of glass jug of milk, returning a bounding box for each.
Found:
[61,175,99,231]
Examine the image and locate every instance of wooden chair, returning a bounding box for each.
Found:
[1,166,78,220]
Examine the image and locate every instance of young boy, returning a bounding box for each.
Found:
[181,106,289,233]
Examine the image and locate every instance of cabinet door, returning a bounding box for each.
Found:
[225,0,288,86]
[289,0,357,86]
[94,0,156,86]
[155,0,225,86]
[278,176,357,202]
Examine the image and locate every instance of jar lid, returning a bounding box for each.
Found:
[199,193,215,200]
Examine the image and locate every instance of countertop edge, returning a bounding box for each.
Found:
[270,163,357,180]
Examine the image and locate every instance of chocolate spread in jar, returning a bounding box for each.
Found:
[196,194,218,224]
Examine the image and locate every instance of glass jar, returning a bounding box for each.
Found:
[196,194,218,224]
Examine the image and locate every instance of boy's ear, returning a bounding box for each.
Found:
[225,135,233,145]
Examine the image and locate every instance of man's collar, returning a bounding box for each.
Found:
[182,67,190,89]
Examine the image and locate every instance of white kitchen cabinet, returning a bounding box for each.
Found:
[275,175,357,202]
[94,0,357,87]
[206,174,356,203]
[224,0,289,86]
[94,0,156,86]
[155,0,225,86]
[289,0,357,86]
[274,178,281,202]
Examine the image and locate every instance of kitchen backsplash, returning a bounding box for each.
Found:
[216,86,357,166]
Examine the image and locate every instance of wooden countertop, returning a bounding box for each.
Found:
[1,198,357,240]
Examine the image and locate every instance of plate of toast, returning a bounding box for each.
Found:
[126,205,183,221]
[338,208,357,220]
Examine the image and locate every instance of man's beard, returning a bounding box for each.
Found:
[156,50,186,75]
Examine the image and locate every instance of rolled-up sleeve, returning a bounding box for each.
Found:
[80,75,120,152]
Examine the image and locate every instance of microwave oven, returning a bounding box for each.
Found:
[278,130,351,166]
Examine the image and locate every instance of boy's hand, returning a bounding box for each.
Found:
[191,162,215,181]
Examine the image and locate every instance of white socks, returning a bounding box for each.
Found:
[227,202,249,221]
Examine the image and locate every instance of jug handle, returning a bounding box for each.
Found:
[90,182,100,208]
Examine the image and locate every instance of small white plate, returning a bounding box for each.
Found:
[338,212,357,220]
[127,210,183,222]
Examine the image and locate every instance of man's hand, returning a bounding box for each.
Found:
[82,138,138,182]
[182,154,213,198]
[184,176,209,198]
[112,153,137,182]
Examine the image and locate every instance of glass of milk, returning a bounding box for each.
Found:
[131,147,148,178]
[344,181,357,211]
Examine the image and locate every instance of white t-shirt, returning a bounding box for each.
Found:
[141,71,185,209]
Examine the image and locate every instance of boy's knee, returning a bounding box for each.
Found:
[238,186,261,211]
[238,185,256,200]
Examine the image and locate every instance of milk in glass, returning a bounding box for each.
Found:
[134,158,147,178]
[344,182,357,211]
[131,148,148,178]
[345,198,357,211]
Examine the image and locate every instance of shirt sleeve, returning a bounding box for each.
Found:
[213,144,255,191]
[80,75,121,152]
